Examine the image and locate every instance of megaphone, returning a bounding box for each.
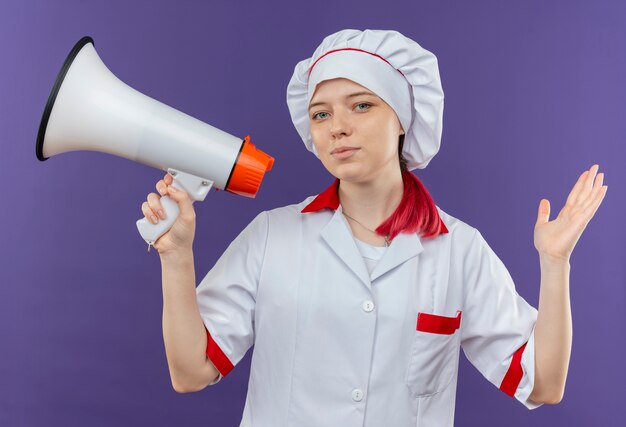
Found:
[36,37,274,251]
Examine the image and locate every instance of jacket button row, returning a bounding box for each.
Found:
[362,300,374,312]
[352,389,364,402]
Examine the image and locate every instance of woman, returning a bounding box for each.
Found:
[141,29,607,426]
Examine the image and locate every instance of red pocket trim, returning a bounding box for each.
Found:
[416,310,462,335]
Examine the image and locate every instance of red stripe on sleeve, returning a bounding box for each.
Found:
[499,342,528,397]
[205,327,235,377]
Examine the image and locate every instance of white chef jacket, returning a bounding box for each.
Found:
[353,237,388,275]
[196,178,542,427]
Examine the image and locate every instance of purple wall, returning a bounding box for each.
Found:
[1,0,623,425]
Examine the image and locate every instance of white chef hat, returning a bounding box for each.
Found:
[286,29,444,171]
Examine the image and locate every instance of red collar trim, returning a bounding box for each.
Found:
[300,179,449,235]
[301,178,341,212]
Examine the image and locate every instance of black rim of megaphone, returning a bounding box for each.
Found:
[36,36,95,161]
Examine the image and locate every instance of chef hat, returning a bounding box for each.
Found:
[286,29,444,170]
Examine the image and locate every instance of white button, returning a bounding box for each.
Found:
[352,389,364,401]
[362,301,374,312]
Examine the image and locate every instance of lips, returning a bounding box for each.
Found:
[331,146,359,154]
[331,147,360,160]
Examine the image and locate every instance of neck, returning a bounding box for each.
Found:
[338,168,405,228]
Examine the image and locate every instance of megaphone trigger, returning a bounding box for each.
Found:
[165,168,213,201]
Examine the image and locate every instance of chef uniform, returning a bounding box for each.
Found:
[196,29,543,426]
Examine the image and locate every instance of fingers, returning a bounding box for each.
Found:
[568,164,602,208]
[156,178,168,196]
[575,164,600,204]
[142,192,166,225]
[580,171,606,213]
[142,173,194,226]
[584,164,600,190]
[565,170,589,208]
[595,172,604,188]
[156,174,175,195]
[582,184,608,219]
[148,192,166,218]
[142,199,157,224]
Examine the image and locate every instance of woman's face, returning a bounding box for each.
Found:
[308,78,405,184]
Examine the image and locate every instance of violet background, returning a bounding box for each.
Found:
[1,0,623,425]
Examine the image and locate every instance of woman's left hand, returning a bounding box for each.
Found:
[534,164,608,262]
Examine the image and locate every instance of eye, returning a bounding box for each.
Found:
[355,103,371,111]
[312,111,329,120]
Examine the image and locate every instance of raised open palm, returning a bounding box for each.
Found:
[534,164,608,262]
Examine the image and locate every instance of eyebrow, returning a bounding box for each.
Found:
[308,91,377,112]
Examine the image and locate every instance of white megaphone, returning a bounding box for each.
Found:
[36,36,275,251]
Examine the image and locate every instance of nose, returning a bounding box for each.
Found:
[330,110,352,138]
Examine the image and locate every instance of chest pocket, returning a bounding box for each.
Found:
[405,310,462,398]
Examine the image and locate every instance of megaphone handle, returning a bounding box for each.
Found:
[136,171,213,252]
[136,179,188,251]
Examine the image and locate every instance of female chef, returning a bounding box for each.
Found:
[142,29,608,426]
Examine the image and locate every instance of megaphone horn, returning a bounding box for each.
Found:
[36,36,274,250]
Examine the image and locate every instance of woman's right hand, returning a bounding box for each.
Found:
[141,173,197,256]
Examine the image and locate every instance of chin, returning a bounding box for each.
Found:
[329,164,368,183]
